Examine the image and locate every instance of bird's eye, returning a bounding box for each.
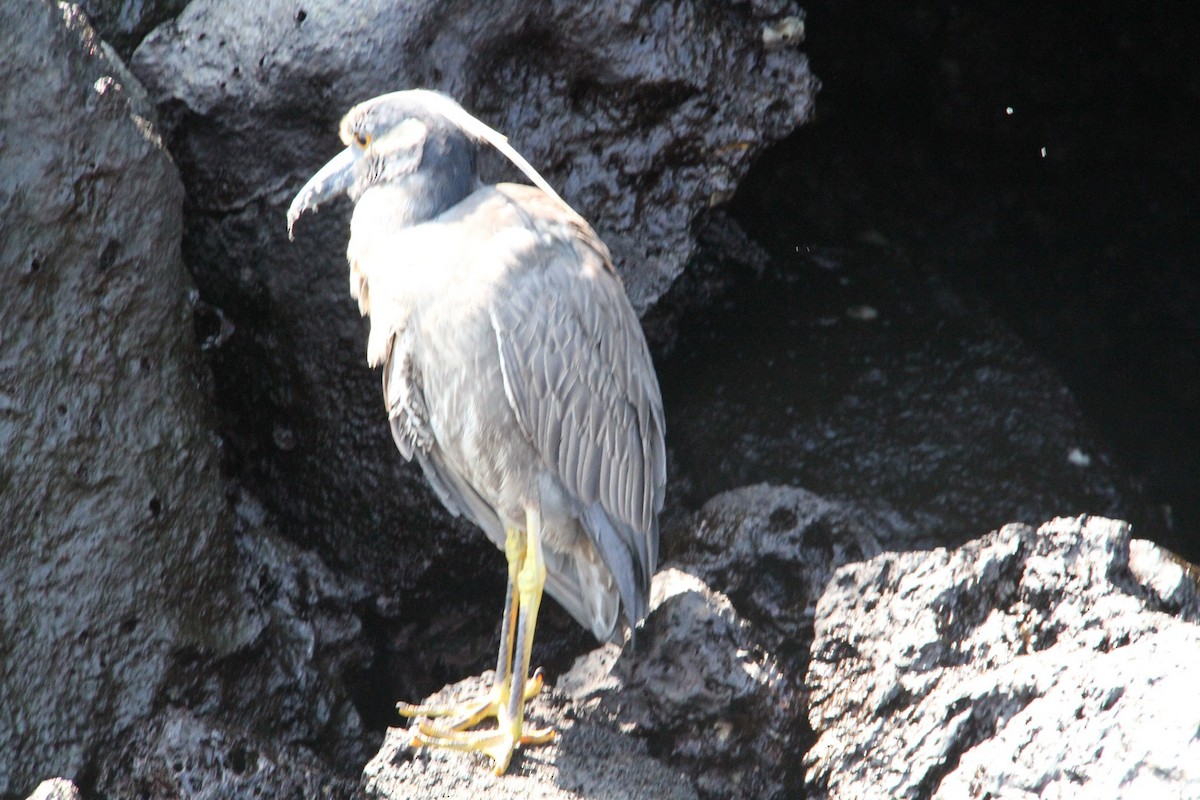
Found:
[354,131,371,148]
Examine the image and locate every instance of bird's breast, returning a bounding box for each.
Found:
[351,188,558,522]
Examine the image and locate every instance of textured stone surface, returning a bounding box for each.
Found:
[82,489,381,796]
[361,566,802,800]
[359,485,885,799]
[594,570,788,799]
[0,3,246,795]
[96,707,358,800]
[668,484,885,670]
[126,0,818,587]
[22,779,81,800]
[359,672,699,800]
[358,486,887,800]
[78,0,189,57]
[805,516,1200,799]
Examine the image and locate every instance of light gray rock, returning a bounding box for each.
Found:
[937,625,1200,799]
[805,516,1200,799]
[23,779,81,800]
[358,671,699,800]
[0,3,249,794]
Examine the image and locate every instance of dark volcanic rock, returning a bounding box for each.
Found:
[595,569,787,799]
[805,516,1200,799]
[83,490,382,796]
[361,486,885,800]
[126,0,817,589]
[77,0,189,58]
[656,241,1141,550]
[0,3,250,795]
[668,484,885,674]
[97,707,358,799]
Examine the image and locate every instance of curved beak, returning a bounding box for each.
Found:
[286,146,355,240]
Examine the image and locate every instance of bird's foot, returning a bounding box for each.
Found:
[411,712,556,775]
[396,668,545,732]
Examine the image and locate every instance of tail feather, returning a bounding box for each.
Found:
[581,502,649,634]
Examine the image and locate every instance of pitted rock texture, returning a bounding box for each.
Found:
[805,516,1200,799]
[361,566,802,800]
[0,3,244,794]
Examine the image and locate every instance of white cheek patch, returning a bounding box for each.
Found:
[374,118,427,181]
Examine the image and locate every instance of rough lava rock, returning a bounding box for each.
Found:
[358,671,699,800]
[3,5,382,796]
[95,706,358,799]
[88,490,380,795]
[77,0,190,58]
[593,569,787,799]
[0,3,249,795]
[668,483,886,674]
[360,567,797,800]
[805,515,1200,799]
[361,484,889,800]
[125,0,818,584]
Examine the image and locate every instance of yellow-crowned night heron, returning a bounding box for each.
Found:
[286,90,665,773]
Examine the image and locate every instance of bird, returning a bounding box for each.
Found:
[286,89,666,774]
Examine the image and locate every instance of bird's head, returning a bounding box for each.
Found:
[286,89,563,240]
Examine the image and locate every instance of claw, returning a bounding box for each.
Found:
[411,708,555,774]
[397,669,545,732]
[398,513,553,775]
[398,668,553,772]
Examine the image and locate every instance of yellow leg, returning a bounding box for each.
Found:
[396,526,530,731]
[402,512,555,774]
[496,522,525,700]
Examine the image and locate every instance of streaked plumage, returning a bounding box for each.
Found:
[287,89,665,772]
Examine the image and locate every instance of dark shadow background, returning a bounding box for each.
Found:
[727,2,1199,562]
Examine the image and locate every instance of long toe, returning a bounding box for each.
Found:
[411,717,556,775]
[396,669,545,732]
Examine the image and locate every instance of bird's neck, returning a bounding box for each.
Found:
[380,129,480,227]
[364,171,476,229]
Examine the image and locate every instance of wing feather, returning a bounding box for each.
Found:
[488,185,666,626]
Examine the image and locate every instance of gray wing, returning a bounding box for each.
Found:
[487,186,666,627]
[381,330,507,549]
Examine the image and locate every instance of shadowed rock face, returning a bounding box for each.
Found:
[76,0,189,58]
[126,0,819,588]
[652,240,1142,551]
[0,3,244,795]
